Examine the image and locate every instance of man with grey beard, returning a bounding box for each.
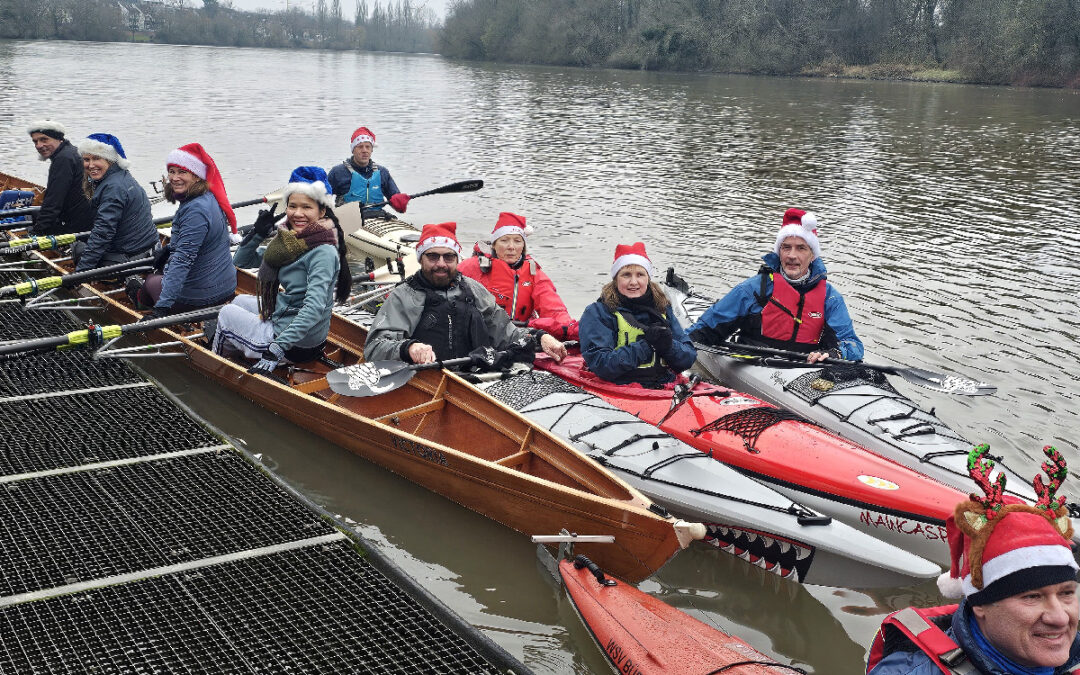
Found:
[26,120,93,235]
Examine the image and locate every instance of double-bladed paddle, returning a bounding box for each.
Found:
[0,306,221,359]
[362,179,484,212]
[694,341,997,396]
[326,347,505,397]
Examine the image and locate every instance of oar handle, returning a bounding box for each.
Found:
[409,356,475,372]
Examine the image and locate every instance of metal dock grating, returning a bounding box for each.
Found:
[0,273,526,674]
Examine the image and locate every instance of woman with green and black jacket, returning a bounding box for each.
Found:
[212,166,350,376]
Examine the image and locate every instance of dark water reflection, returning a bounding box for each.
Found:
[2,40,1078,673]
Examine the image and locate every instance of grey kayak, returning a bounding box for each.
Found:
[661,268,1049,507]
[479,370,941,588]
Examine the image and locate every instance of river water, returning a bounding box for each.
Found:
[2,40,1078,673]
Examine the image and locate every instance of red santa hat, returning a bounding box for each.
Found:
[488,212,534,243]
[610,242,653,279]
[416,222,461,260]
[774,208,821,259]
[350,126,377,150]
[165,143,237,233]
[937,444,1077,606]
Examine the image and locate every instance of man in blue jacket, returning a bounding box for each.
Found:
[688,208,862,363]
[867,444,1079,675]
[326,126,410,218]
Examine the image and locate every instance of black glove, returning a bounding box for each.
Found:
[152,244,172,272]
[252,203,284,237]
[468,346,501,370]
[138,306,169,323]
[249,342,285,376]
[643,325,673,356]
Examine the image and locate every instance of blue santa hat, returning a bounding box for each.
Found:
[78,133,130,171]
[282,166,334,209]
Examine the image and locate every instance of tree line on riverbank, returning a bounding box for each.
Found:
[439,0,1080,87]
[0,0,437,53]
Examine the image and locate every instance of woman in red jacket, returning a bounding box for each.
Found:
[458,212,579,341]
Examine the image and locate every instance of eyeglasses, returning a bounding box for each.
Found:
[423,252,458,263]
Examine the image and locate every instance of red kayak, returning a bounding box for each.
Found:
[560,554,802,674]
[537,353,965,566]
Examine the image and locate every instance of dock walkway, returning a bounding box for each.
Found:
[0,279,525,674]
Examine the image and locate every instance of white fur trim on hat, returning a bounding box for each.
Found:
[282,181,334,210]
[961,544,1079,598]
[610,254,652,279]
[490,224,529,243]
[351,133,376,150]
[78,138,130,171]
[165,148,207,179]
[416,237,461,259]
[775,224,821,259]
[27,120,67,137]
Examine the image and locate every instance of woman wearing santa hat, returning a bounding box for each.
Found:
[326,125,410,218]
[578,242,697,387]
[72,133,158,272]
[458,212,579,341]
[132,143,238,320]
[212,166,351,376]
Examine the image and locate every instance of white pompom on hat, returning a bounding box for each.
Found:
[610,242,653,279]
[488,212,534,244]
[775,208,821,259]
[27,120,67,139]
[416,222,461,261]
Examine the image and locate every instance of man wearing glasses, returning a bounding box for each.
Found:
[364,222,566,366]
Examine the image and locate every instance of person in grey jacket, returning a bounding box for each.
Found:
[26,120,93,235]
[364,221,566,365]
[213,167,350,376]
[135,143,237,319]
[73,133,157,272]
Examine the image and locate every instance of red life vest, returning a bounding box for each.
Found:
[758,270,826,346]
[866,605,976,674]
[461,252,537,323]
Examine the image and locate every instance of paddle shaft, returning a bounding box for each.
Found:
[363,179,484,211]
[0,305,221,357]
[693,341,896,373]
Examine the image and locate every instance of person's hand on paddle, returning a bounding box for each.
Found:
[249,342,285,376]
[643,325,673,357]
[137,306,169,323]
[539,333,566,362]
[408,342,436,364]
[807,349,840,364]
[389,193,410,213]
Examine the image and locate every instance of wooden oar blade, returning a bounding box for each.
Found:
[326,361,414,397]
[896,367,997,396]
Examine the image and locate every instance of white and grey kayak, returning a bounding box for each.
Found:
[333,201,420,282]
[661,268,1049,506]
[478,370,941,588]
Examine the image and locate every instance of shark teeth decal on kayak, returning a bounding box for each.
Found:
[703,524,816,581]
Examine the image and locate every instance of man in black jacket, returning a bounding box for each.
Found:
[27,120,93,235]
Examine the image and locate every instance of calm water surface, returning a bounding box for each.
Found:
[1,40,1078,674]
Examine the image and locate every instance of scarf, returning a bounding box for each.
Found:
[967,612,1054,675]
[256,218,338,320]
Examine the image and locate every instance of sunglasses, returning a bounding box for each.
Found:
[423,251,458,263]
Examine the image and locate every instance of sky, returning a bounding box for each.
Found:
[221,0,451,19]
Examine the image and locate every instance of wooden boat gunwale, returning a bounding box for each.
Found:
[14,242,687,583]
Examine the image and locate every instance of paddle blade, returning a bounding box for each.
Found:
[896,367,997,396]
[326,360,415,397]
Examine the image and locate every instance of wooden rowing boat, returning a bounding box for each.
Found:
[0,171,45,203]
[12,233,697,583]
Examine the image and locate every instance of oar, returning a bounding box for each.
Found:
[0,256,154,299]
[362,179,485,212]
[325,353,493,397]
[0,306,221,359]
[694,341,997,396]
[0,204,39,219]
[152,196,272,227]
[0,195,274,234]
[0,231,90,256]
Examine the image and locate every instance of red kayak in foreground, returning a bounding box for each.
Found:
[559,554,803,674]
[537,353,965,566]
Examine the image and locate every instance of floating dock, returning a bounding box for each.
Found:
[0,274,526,674]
